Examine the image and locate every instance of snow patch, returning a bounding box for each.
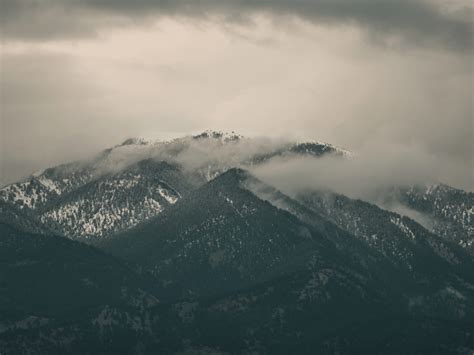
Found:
[390,217,416,240]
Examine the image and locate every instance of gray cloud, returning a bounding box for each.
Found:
[1,0,473,50]
[0,2,472,188]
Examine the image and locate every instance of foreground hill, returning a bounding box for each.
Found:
[0,218,161,353]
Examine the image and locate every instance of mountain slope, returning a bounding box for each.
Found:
[0,200,56,236]
[386,184,474,251]
[101,169,396,300]
[161,269,474,354]
[102,170,474,317]
[296,189,472,266]
[39,159,200,241]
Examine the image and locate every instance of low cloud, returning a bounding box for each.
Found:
[90,134,292,177]
[171,135,290,173]
[86,134,473,197]
[251,141,473,201]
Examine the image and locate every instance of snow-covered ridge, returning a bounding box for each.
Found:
[0,131,351,240]
[0,161,94,209]
[36,161,187,240]
[0,131,346,208]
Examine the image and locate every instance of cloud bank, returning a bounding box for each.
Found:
[251,141,473,199]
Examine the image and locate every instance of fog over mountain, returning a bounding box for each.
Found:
[1,0,472,188]
[252,140,474,197]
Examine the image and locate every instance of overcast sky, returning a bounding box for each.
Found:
[1,0,473,189]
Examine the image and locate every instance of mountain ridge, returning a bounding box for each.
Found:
[1,132,473,353]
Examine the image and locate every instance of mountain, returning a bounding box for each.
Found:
[1,131,473,353]
[101,169,394,300]
[0,131,345,242]
[99,168,474,353]
[102,168,474,318]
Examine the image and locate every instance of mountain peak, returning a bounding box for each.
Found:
[192,130,243,142]
[212,167,250,182]
[119,137,149,146]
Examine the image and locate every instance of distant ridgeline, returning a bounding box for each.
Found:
[1,131,472,354]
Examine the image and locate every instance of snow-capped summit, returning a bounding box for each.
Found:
[119,137,149,146]
[192,130,243,142]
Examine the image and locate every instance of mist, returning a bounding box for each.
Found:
[250,140,473,201]
[87,132,473,199]
[78,133,291,180]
